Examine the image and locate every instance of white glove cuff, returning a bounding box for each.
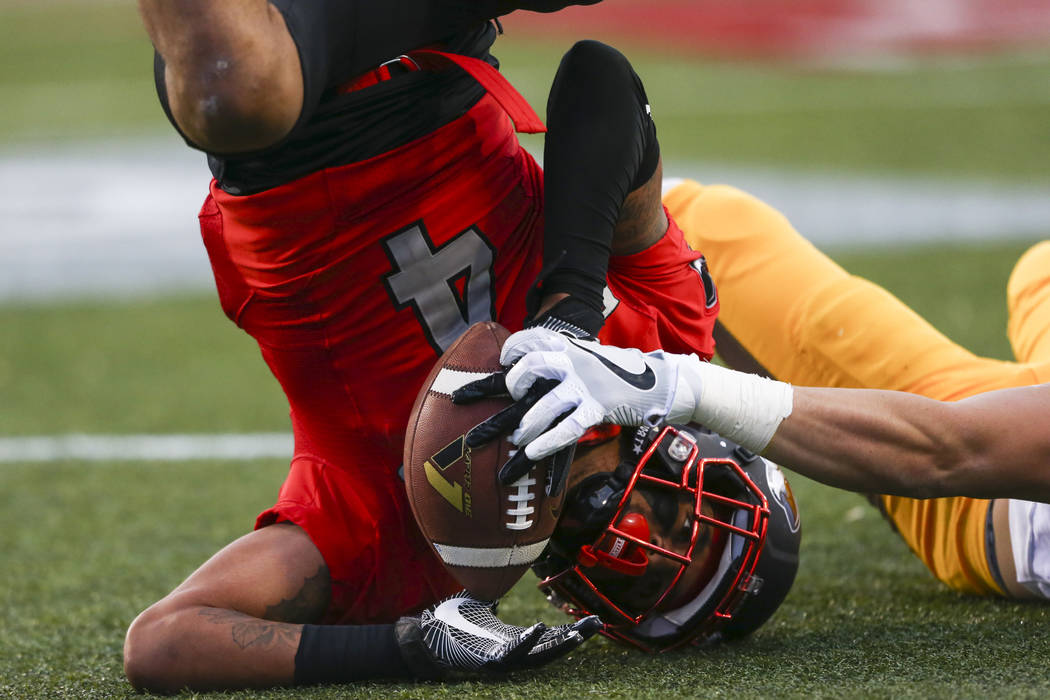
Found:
[681,357,794,452]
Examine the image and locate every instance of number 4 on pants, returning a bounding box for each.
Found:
[383,222,497,353]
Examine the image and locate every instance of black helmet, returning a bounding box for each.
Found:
[532,423,801,652]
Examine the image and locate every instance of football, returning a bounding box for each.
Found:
[404,321,566,601]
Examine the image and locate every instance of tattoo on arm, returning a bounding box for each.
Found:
[612,159,666,256]
[198,608,302,651]
[197,561,331,650]
[264,562,331,623]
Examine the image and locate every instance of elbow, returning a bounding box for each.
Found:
[161,42,303,154]
[123,604,185,695]
[906,455,961,500]
[167,63,301,153]
[904,418,986,500]
[146,3,303,153]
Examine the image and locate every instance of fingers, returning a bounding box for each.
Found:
[465,400,529,449]
[454,331,573,405]
[499,327,569,366]
[489,615,603,671]
[520,398,605,462]
[499,405,577,486]
[458,337,576,453]
[451,372,508,404]
[546,443,577,498]
[485,622,547,672]
[458,329,609,487]
[465,378,560,449]
[504,350,574,399]
[494,381,603,484]
[497,449,535,486]
[573,615,604,639]
[515,615,604,669]
[509,378,585,447]
[498,437,576,487]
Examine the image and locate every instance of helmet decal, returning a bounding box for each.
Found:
[764,459,801,534]
[629,424,656,456]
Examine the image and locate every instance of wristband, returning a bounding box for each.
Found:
[525,296,605,340]
[670,357,794,452]
[294,623,411,684]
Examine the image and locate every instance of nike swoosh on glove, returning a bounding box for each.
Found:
[394,591,602,678]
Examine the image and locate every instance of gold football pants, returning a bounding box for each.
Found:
[664,179,1050,596]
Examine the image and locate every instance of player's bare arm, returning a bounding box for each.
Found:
[137,0,303,152]
[708,323,1050,499]
[123,522,328,693]
[611,158,668,256]
[125,518,600,691]
[769,382,1050,502]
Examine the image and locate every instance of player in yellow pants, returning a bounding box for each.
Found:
[663,178,1050,598]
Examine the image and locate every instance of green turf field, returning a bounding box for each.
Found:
[3,2,1050,698]
[3,242,1049,700]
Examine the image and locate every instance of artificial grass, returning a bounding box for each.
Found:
[3,239,1049,697]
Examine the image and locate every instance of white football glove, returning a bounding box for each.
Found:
[500,328,700,458]
[394,591,602,678]
[455,328,699,470]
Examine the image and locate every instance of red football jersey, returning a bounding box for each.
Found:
[199,83,717,623]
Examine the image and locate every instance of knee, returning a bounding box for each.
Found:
[1007,240,1050,305]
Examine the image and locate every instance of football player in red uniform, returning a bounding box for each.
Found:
[124,0,729,691]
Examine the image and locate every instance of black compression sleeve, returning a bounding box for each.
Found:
[294,623,411,684]
[539,40,660,313]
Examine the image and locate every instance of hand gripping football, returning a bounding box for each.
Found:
[404,322,566,601]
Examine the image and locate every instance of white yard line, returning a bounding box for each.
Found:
[0,433,293,463]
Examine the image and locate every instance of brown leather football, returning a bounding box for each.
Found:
[404,321,565,601]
